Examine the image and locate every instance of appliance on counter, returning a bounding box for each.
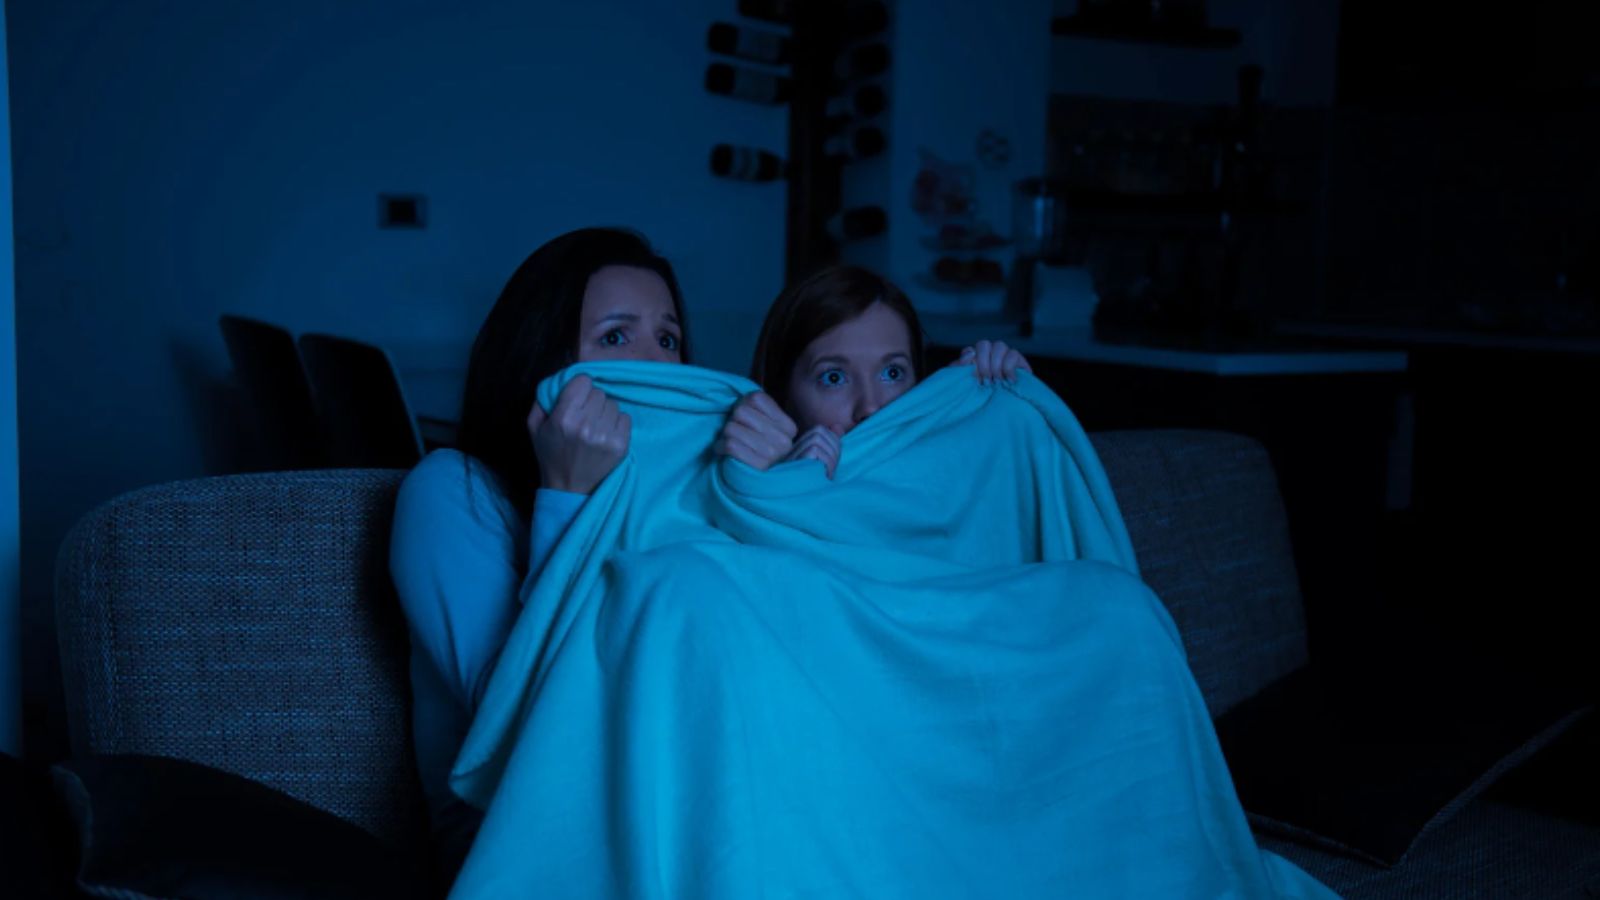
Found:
[1007,173,1272,349]
[1077,0,1209,30]
[1007,177,1097,335]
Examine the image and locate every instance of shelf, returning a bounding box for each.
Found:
[910,274,1006,296]
[1051,15,1241,49]
[1058,189,1305,216]
[919,235,1012,253]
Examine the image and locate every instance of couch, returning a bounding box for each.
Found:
[51,430,1600,898]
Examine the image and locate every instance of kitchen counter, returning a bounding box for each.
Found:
[1274,321,1600,355]
[920,316,1410,376]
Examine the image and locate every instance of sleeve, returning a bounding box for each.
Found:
[528,487,585,578]
[389,454,519,818]
[390,454,590,817]
[390,453,527,719]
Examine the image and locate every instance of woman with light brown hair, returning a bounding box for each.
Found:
[717,264,1029,477]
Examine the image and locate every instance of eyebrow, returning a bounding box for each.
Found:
[810,351,910,369]
[594,312,680,326]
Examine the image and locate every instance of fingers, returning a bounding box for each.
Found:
[550,374,594,421]
[546,374,601,443]
[716,429,780,472]
[749,392,799,439]
[791,445,836,479]
[713,438,747,468]
[529,376,584,446]
[547,378,625,450]
[576,381,611,435]
[732,392,799,441]
[804,424,842,456]
[716,420,791,471]
[585,394,625,453]
[525,397,547,440]
[614,409,632,455]
[787,430,838,460]
[784,425,841,479]
[962,340,1029,384]
[734,417,792,461]
[724,420,842,479]
[972,336,998,377]
[1001,347,1030,380]
[964,340,995,383]
[716,392,800,472]
[550,378,629,455]
[532,376,629,494]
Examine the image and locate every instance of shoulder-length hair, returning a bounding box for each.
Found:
[750,264,924,411]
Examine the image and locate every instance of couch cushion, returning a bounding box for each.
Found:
[1090,430,1308,716]
[1217,657,1591,867]
[1,752,80,898]
[1258,799,1600,900]
[52,753,433,899]
[53,468,427,850]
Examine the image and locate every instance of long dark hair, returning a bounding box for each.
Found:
[750,264,924,412]
[455,227,689,515]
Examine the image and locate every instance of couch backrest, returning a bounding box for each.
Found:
[51,430,1308,847]
[54,468,427,849]
[1090,430,1309,716]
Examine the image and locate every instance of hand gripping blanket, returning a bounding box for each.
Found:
[449,361,1337,899]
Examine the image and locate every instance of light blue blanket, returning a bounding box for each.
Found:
[450,361,1337,899]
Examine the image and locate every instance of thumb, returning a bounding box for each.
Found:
[526,400,548,434]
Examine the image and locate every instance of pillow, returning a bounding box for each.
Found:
[50,754,433,900]
[1,752,81,898]
[1214,659,1590,867]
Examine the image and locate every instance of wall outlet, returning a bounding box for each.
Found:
[379,194,427,228]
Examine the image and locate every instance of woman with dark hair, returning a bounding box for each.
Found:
[389,226,690,882]
[716,264,1027,478]
[455,227,691,509]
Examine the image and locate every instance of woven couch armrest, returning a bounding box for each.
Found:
[1090,430,1309,717]
[53,468,428,848]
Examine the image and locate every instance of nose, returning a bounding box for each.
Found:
[852,384,886,425]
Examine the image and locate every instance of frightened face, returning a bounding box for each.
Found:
[576,265,684,364]
[786,301,917,435]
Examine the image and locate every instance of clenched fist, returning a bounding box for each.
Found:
[527,375,632,495]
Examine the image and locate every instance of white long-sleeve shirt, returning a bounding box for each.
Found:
[389,449,583,873]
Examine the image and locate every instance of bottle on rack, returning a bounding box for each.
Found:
[834,42,891,82]
[824,126,886,162]
[933,256,1005,286]
[827,83,887,120]
[710,144,787,182]
[705,63,792,105]
[738,0,888,38]
[1211,64,1264,333]
[845,0,890,37]
[825,205,888,242]
[707,22,791,65]
[736,0,794,26]
[823,85,887,136]
[1216,64,1264,203]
